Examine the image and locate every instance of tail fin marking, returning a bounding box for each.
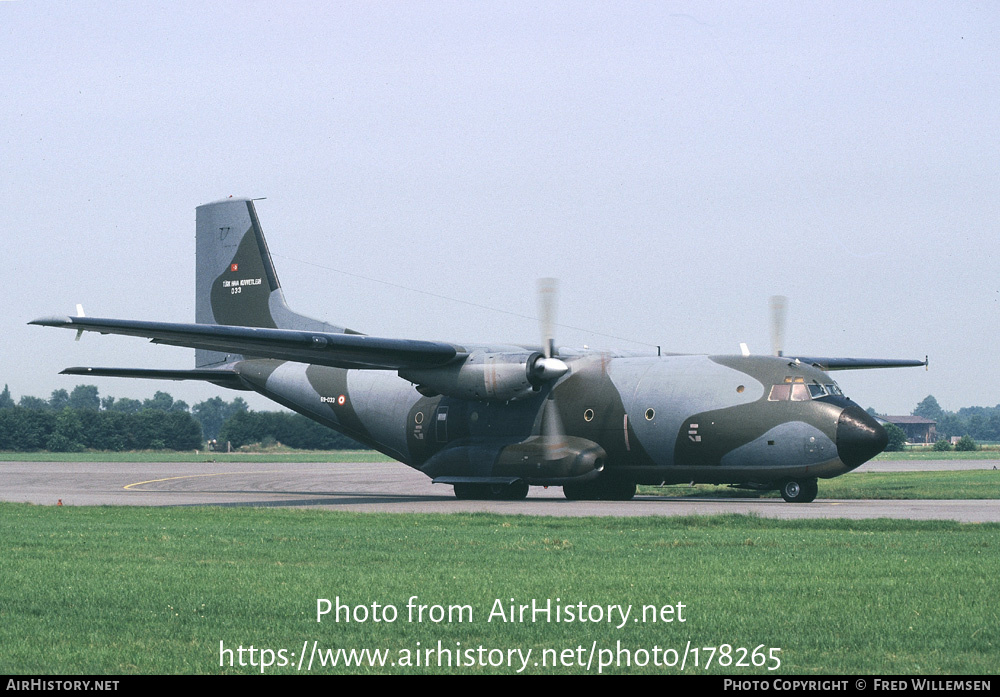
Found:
[195,198,345,367]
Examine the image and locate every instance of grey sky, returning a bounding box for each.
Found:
[3,2,997,415]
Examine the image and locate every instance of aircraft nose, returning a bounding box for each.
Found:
[836,405,888,469]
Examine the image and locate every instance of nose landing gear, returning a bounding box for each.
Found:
[778,478,818,503]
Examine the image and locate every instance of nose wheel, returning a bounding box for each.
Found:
[778,478,818,503]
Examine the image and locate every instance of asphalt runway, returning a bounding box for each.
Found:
[2,459,998,522]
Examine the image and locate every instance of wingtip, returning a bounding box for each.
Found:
[29,315,74,327]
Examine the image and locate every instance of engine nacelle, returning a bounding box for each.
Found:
[401,351,557,402]
[421,436,606,484]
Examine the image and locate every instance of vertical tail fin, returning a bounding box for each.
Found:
[195,198,346,367]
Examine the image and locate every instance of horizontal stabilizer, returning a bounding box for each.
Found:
[31,316,460,371]
[60,367,248,389]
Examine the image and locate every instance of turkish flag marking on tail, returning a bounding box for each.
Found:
[231,263,239,272]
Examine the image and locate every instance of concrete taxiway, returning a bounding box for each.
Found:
[1,459,997,522]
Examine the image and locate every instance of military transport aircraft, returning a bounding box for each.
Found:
[32,198,927,503]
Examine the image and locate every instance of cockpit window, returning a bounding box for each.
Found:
[771,379,844,402]
[790,384,810,401]
[768,385,791,401]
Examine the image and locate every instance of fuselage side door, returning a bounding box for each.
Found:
[435,405,449,443]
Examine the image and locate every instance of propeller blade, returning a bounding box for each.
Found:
[770,295,788,357]
[537,277,558,358]
[536,277,567,460]
[541,394,566,460]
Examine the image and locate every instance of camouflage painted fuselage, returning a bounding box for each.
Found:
[226,348,882,488]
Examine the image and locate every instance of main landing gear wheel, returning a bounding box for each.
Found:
[605,479,637,501]
[778,478,818,503]
[453,481,529,500]
[503,480,530,500]
[452,483,483,500]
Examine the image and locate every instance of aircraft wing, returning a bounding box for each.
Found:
[30,316,461,371]
[785,355,928,371]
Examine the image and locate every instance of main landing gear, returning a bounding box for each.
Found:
[778,478,818,503]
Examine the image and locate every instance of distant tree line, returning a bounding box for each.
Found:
[0,384,213,451]
[0,383,362,452]
[868,394,1000,451]
[0,408,203,452]
[909,395,1000,443]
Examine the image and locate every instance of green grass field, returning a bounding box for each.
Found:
[1,504,996,675]
[874,449,1000,460]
